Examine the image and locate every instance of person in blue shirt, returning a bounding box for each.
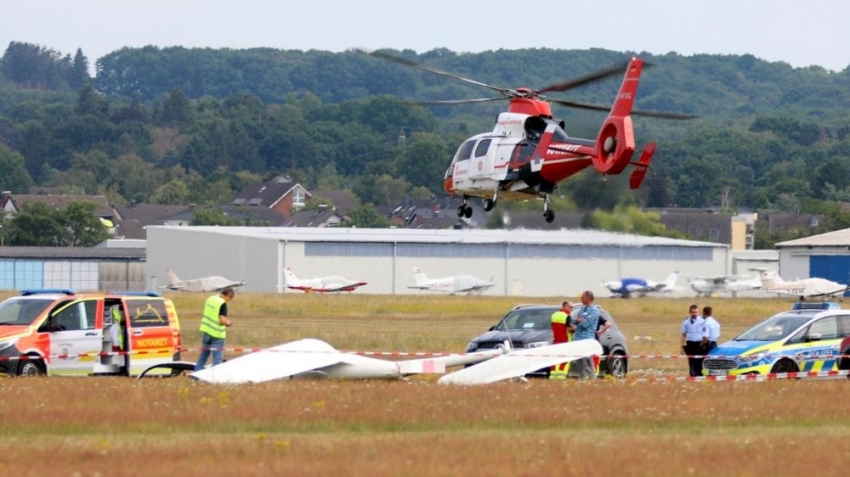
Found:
[701,306,721,353]
[680,304,706,376]
[572,291,609,378]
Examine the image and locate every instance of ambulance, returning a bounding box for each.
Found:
[0,289,181,377]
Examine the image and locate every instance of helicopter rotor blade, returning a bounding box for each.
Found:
[360,50,513,96]
[549,98,697,119]
[416,97,509,105]
[536,61,632,94]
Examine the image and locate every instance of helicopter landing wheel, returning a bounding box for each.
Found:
[544,210,555,223]
[483,198,496,212]
[464,206,473,218]
[457,205,466,217]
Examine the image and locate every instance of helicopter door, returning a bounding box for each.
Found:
[468,139,494,179]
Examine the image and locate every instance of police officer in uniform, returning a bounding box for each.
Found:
[680,304,706,377]
[701,306,721,353]
[194,288,235,371]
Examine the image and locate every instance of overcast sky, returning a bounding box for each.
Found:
[1,0,848,72]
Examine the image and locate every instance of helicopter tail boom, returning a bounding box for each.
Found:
[591,58,645,175]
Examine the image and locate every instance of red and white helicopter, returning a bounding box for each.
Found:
[364,51,694,222]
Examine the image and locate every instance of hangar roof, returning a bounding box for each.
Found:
[776,228,850,247]
[148,226,724,248]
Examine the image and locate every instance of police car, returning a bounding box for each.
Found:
[703,302,850,376]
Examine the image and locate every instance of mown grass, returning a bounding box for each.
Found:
[1,292,848,476]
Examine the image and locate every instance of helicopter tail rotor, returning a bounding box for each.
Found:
[591,58,645,175]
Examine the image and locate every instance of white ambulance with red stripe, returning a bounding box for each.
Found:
[0,289,181,377]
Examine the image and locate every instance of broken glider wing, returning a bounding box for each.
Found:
[189,338,501,384]
[438,340,603,386]
[190,339,345,384]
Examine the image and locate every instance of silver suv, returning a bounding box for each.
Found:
[465,304,629,377]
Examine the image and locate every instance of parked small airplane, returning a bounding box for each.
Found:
[602,272,679,298]
[282,268,367,293]
[160,268,245,292]
[684,274,762,297]
[408,267,495,294]
[753,269,849,299]
[184,339,500,383]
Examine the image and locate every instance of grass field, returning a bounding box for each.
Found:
[1,293,849,476]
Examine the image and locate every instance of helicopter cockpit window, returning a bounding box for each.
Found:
[474,139,492,158]
[454,140,476,162]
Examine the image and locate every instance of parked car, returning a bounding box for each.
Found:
[836,336,850,377]
[0,289,181,377]
[704,302,850,376]
[465,304,629,377]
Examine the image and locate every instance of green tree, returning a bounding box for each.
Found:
[64,201,108,246]
[397,132,448,192]
[344,204,391,228]
[67,48,90,90]
[190,207,241,226]
[0,145,35,193]
[75,83,108,117]
[149,179,191,204]
[6,202,69,246]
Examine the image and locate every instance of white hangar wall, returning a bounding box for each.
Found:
[146,227,281,291]
[146,227,729,297]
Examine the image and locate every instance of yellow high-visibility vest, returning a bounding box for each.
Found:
[199,295,226,339]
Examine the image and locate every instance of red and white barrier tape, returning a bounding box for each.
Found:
[2,348,850,362]
[627,369,850,382]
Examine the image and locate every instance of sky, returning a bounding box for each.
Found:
[1,0,849,73]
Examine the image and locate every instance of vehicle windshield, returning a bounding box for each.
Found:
[0,298,55,326]
[496,308,554,331]
[734,315,811,341]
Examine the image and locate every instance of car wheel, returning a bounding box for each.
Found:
[770,360,797,374]
[607,354,627,378]
[17,358,44,377]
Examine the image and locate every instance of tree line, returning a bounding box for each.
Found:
[1,42,850,244]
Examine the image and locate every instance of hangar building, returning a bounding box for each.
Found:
[776,228,850,291]
[146,226,730,297]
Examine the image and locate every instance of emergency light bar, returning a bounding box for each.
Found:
[792,302,840,310]
[20,289,75,296]
[111,291,163,297]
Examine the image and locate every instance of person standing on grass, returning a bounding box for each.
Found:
[549,301,575,379]
[194,288,235,371]
[680,304,706,377]
[572,291,607,379]
[701,306,721,353]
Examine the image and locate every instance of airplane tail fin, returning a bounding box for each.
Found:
[165,268,181,287]
[663,271,679,289]
[283,268,300,286]
[757,270,780,289]
[591,59,643,175]
[413,267,428,286]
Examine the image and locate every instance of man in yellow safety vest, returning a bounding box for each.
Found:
[194,288,235,371]
[549,301,574,379]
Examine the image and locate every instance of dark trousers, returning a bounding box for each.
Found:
[685,340,703,377]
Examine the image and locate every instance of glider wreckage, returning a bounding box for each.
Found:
[142,338,601,385]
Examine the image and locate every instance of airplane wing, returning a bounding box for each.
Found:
[457,283,496,293]
[317,282,368,292]
[190,339,344,384]
[200,277,246,292]
[438,340,603,386]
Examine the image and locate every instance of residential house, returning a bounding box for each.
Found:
[2,193,113,222]
[229,176,311,219]
[282,190,356,228]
